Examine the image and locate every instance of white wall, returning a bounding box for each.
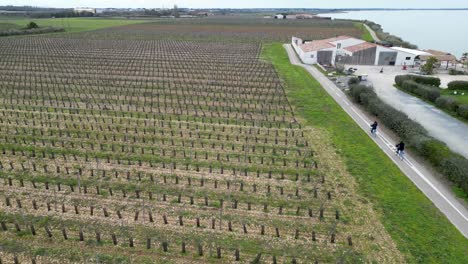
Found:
[395,51,418,66]
[292,36,317,64]
[374,46,396,65]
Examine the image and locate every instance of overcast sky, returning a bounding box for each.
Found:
[3,0,468,9]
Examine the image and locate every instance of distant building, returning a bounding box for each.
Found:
[274,14,286,19]
[286,14,315,19]
[292,35,396,66]
[74,7,96,14]
[389,47,431,66]
[421,49,457,68]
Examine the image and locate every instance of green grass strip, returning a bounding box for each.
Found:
[263,43,468,263]
[354,22,374,42]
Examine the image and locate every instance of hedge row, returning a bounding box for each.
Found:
[395,74,441,87]
[0,27,64,37]
[401,80,440,102]
[396,75,468,121]
[349,84,468,193]
[448,81,468,91]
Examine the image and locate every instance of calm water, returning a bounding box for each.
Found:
[321,10,468,58]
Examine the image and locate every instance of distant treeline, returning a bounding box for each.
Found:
[30,11,94,18]
[0,5,68,12]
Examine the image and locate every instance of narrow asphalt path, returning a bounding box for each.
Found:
[363,24,381,42]
[283,44,468,238]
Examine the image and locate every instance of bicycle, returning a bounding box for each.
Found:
[396,150,405,160]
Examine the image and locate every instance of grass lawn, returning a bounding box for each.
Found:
[263,43,468,263]
[441,89,468,104]
[0,17,150,33]
[355,22,374,42]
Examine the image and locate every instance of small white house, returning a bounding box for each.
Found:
[274,14,286,19]
[390,47,431,66]
[74,7,97,14]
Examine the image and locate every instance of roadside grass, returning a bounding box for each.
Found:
[354,22,373,42]
[0,17,150,33]
[263,43,468,263]
[394,85,468,124]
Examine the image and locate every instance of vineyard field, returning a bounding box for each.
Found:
[0,19,402,263]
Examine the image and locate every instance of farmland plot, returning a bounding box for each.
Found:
[0,27,400,263]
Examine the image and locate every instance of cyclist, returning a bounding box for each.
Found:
[396,141,405,160]
[370,121,378,136]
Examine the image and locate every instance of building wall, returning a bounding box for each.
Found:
[339,47,377,65]
[395,51,418,66]
[291,37,318,64]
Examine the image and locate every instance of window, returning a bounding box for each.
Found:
[310,54,315,58]
[405,57,411,60]
[337,43,342,49]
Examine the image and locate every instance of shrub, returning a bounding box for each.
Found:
[395,74,441,87]
[25,21,39,29]
[435,96,459,112]
[395,75,413,87]
[448,69,465,75]
[401,80,440,102]
[440,156,468,193]
[457,104,468,119]
[348,77,360,86]
[411,75,441,87]
[447,80,468,90]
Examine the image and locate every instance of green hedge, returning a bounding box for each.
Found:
[447,80,468,90]
[401,80,440,102]
[435,96,459,112]
[349,84,468,193]
[458,105,468,119]
[395,74,441,87]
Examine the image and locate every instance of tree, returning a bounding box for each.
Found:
[25,21,39,29]
[463,53,468,73]
[421,56,438,75]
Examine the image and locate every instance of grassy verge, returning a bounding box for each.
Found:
[394,85,468,124]
[0,17,150,33]
[263,43,468,263]
[354,22,373,42]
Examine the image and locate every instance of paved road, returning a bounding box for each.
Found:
[353,65,468,159]
[284,44,468,238]
[363,24,381,42]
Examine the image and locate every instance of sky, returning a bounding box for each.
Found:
[2,0,468,9]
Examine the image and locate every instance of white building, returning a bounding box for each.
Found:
[292,36,397,66]
[274,14,286,19]
[74,7,97,14]
[390,47,431,66]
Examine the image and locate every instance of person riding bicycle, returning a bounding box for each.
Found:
[396,141,405,160]
[370,121,378,135]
